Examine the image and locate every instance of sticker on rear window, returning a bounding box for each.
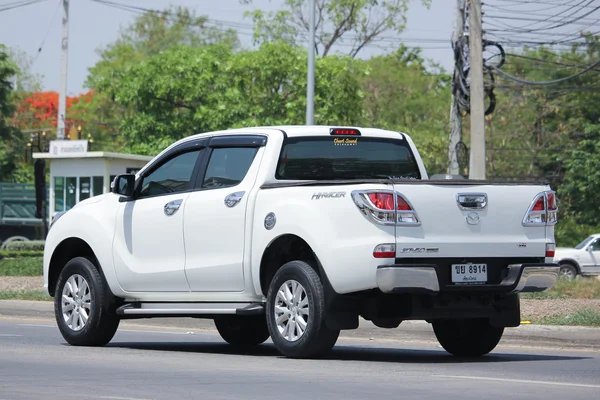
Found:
[333,137,358,146]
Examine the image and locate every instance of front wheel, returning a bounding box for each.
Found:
[432,318,504,357]
[214,315,270,347]
[266,260,339,359]
[559,264,578,280]
[54,257,120,346]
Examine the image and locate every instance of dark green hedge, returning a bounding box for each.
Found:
[0,250,44,259]
[2,240,45,251]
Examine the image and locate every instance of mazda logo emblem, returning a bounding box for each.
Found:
[466,212,480,225]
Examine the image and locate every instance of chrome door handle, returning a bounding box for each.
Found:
[456,193,488,210]
[164,199,183,216]
[224,191,245,208]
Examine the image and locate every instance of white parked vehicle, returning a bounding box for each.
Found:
[43,125,560,358]
[553,235,600,278]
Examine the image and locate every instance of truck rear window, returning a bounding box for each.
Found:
[275,136,421,180]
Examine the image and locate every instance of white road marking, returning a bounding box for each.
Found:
[435,375,600,389]
[98,396,153,400]
[17,323,192,335]
[17,324,55,328]
[0,334,22,337]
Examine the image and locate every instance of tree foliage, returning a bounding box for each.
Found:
[0,45,24,181]
[79,5,242,152]
[99,42,366,155]
[357,46,451,173]
[241,0,431,57]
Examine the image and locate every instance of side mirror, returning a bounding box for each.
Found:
[111,174,135,197]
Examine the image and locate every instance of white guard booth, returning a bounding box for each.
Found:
[32,140,153,219]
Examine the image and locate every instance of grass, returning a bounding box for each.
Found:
[0,290,49,301]
[534,308,600,327]
[520,277,600,300]
[0,257,43,276]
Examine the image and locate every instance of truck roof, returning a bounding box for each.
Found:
[185,125,409,141]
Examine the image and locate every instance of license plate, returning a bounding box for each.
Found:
[451,263,487,284]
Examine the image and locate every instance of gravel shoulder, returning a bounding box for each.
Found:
[0,276,44,292]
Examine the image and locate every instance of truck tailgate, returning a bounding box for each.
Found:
[392,183,553,259]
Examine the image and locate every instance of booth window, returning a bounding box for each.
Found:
[54,175,106,212]
[93,177,103,197]
[65,177,77,210]
[54,177,64,212]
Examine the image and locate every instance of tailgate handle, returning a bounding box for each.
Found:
[457,193,487,210]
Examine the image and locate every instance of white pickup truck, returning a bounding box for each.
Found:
[553,234,600,278]
[43,125,560,359]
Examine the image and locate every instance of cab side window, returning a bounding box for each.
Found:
[138,150,202,198]
[202,147,258,189]
[590,240,600,251]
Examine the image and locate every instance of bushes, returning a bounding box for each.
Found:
[1,240,45,251]
[0,257,42,276]
[0,241,44,276]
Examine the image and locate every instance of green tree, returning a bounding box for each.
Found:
[481,36,600,184]
[81,5,241,152]
[98,42,366,155]
[357,46,451,174]
[241,0,431,58]
[0,45,25,181]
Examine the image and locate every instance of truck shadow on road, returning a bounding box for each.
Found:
[105,341,592,364]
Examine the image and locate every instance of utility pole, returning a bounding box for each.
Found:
[305,0,316,125]
[448,0,466,176]
[468,0,486,179]
[57,0,69,140]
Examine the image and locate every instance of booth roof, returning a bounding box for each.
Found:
[32,151,154,162]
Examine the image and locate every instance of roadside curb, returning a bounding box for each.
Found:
[2,299,600,350]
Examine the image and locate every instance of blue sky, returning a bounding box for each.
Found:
[0,0,455,95]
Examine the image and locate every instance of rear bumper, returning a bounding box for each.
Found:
[376,263,559,294]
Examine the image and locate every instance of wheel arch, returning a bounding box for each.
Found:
[557,258,581,274]
[258,234,336,300]
[48,237,120,311]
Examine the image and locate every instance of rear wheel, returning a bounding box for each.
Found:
[54,257,120,346]
[266,260,339,358]
[214,315,270,347]
[432,318,504,357]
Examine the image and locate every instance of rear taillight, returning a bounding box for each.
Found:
[352,190,420,226]
[546,242,555,258]
[373,243,396,258]
[522,190,558,226]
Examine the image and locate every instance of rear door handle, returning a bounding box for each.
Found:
[456,193,487,210]
[164,199,183,216]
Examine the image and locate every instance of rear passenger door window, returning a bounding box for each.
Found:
[201,147,259,189]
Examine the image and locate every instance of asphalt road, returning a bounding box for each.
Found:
[0,317,599,400]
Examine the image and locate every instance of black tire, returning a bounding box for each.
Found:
[559,263,578,280]
[266,260,340,359]
[54,257,120,346]
[432,318,504,357]
[214,315,270,347]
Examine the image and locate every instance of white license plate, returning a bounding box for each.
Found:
[451,263,487,284]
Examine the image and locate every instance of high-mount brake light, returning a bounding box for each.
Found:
[352,190,421,226]
[330,128,361,136]
[523,190,558,226]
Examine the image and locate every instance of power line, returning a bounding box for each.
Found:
[0,0,46,12]
[31,0,62,66]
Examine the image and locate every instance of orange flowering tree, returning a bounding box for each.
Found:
[12,90,94,134]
